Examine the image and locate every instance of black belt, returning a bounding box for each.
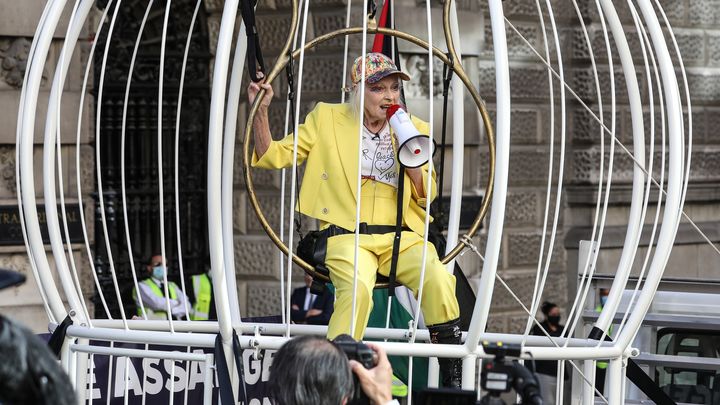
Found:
[325,223,409,237]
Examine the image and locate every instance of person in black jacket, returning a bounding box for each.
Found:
[530,301,569,405]
[291,274,334,325]
[0,268,76,405]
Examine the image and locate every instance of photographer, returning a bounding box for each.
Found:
[269,335,397,405]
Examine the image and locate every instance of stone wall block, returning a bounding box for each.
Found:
[0,1,74,38]
[572,67,640,104]
[0,146,16,198]
[256,14,295,54]
[689,148,720,181]
[246,192,284,234]
[478,64,555,101]
[507,314,533,335]
[705,108,720,143]
[234,236,280,278]
[502,0,537,18]
[570,26,593,61]
[246,281,285,317]
[686,71,720,101]
[483,21,541,60]
[298,57,345,94]
[672,30,706,66]
[584,1,685,25]
[688,0,717,26]
[491,270,566,311]
[484,313,508,333]
[506,230,565,267]
[312,12,364,50]
[505,191,538,227]
[79,144,95,199]
[233,191,247,234]
[0,90,90,145]
[650,0,687,25]
[507,149,552,187]
[709,33,720,66]
[488,106,540,145]
[570,106,605,144]
[260,100,317,140]
[570,145,707,185]
[571,147,636,185]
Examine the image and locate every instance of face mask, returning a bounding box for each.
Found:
[152,266,165,280]
[547,315,561,326]
[600,296,608,307]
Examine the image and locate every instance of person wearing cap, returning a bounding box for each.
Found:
[249,52,462,388]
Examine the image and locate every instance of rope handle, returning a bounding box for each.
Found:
[241,0,266,82]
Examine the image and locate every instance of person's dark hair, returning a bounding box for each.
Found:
[0,315,76,404]
[269,335,353,405]
[146,254,162,266]
[541,301,557,316]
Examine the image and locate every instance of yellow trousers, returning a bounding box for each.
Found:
[325,232,459,339]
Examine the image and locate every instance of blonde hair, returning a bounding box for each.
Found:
[348,86,362,119]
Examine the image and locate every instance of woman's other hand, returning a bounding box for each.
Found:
[247,74,274,111]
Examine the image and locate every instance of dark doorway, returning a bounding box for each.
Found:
[92,0,211,319]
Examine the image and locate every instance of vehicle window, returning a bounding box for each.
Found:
[655,328,719,405]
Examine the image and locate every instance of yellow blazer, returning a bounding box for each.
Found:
[251,102,437,235]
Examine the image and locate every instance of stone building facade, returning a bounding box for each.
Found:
[1,0,719,334]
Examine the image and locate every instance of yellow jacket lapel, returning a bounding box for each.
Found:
[332,106,361,201]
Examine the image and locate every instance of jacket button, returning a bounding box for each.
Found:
[322,208,329,214]
[321,172,328,180]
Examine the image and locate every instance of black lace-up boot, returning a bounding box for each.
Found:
[429,318,462,388]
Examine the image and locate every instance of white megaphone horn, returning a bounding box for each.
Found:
[386,104,436,168]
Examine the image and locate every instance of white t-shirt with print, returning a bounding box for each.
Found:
[360,123,398,188]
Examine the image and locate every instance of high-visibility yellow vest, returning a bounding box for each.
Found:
[191,274,212,321]
[391,374,408,397]
[133,278,178,319]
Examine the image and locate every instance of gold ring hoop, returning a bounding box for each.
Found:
[243,5,495,287]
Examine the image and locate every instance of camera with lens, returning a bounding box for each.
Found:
[332,334,376,405]
[479,341,543,405]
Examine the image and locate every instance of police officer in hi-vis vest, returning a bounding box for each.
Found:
[190,270,216,321]
[133,255,192,320]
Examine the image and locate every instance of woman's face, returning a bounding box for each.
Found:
[547,306,560,318]
[363,75,401,123]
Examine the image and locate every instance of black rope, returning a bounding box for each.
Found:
[367,0,378,21]
[435,54,454,224]
[240,0,265,82]
[285,51,304,238]
[388,165,405,297]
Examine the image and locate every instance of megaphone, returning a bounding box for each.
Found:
[386,104,436,168]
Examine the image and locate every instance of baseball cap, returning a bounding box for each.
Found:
[346,53,410,91]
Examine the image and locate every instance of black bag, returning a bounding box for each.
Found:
[297,230,322,267]
[296,230,330,295]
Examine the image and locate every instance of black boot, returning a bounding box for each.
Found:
[429,318,462,389]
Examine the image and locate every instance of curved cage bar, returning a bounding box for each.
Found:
[16,0,700,403]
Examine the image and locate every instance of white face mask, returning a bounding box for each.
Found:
[152,266,165,280]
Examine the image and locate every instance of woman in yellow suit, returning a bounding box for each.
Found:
[249,53,462,388]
